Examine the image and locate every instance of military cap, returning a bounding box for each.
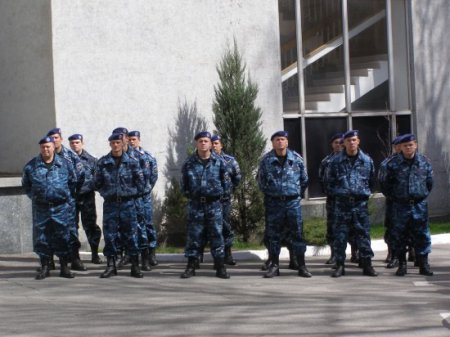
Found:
[343,130,359,139]
[68,134,83,141]
[128,130,140,138]
[39,136,54,145]
[211,135,221,142]
[194,131,211,140]
[392,135,402,145]
[270,130,288,141]
[329,133,343,143]
[108,133,123,141]
[398,133,416,144]
[112,127,128,135]
[47,128,62,137]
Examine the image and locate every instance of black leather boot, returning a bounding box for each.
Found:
[362,257,378,276]
[149,248,158,266]
[297,254,312,278]
[288,247,299,270]
[71,249,87,271]
[181,257,197,278]
[325,246,336,265]
[261,258,270,271]
[224,246,236,266]
[100,256,117,278]
[408,246,416,262]
[117,250,130,269]
[59,257,75,278]
[419,254,433,276]
[130,255,144,278]
[264,256,280,278]
[49,255,56,270]
[215,257,230,279]
[350,245,359,264]
[141,248,152,271]
[331,263,345,277]
[35,256,50,280]
[90,244,103,264]
[386,255,399,269]
[395,253,407,276]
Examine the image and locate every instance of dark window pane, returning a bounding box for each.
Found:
[283,118,302,154]
[395,115,411,135]
[305,117,347,198]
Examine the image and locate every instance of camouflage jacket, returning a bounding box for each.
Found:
[134,146,158,194]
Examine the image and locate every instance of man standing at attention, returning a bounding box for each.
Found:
[68,133,103,264]
[257,131,311,278]
[22,136,77,280]
[180,131,231,279]
[325,130,377,278]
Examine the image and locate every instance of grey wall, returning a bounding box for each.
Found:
[0,0,56,175]
[410,1,450,217]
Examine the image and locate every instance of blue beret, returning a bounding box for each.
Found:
[211,135,221,142]
[128,131,140,138]
[47,128,62,136]
[108,133,123,141]
[330,133,343,143]
[271,130,288,141]
[39,136,54,145]
[392,135,402,145]
[194,131,211,140]
[68,134,83,141]
[398,133,416,144]
[343,130,359,139]
[112,127,128,135]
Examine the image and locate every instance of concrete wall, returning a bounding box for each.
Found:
[0,0,56,174]
[410,1,450,217]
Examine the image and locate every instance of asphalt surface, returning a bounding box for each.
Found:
[0,244,449,337]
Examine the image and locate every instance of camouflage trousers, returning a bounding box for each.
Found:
[143,193,158,249]
[222,198,234,248]
[134,196,149,251]
[333,199,374,264]
[76,191,102,249]
[102,199,139,257]
[390,200,431,258]
[264,197,306,258]
[184,199,224,259]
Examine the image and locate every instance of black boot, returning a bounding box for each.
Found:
[395,253,407,276]
[117,250,130,270]
[350,245,359,264]
[49,255,56,270]
[71,249,87,271]
[35,256,50,280]
[141,248,152,271]
[149,248,158,266]
[215,257,230,279]
[130,255,144,278]
[181,257,197,279]
[261,258,271,271]
[90,245,103,264]
[362,257,378,277]
[59,257,75,278]
[288,247,299,270]
[331,263,345,277]
[408,246,416,262]
[386,255,399,269]
[264,256,280,278]
[224,246,236,266]
[297,254,312,278]
[325,246,336,265]
[419,254,433,276]
[100,256,117,278]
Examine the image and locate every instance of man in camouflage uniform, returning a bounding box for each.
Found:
[325,130,378,278]
[379,134,434,276]
[257,131,311,278]
[47,128,86,271]
[95,133,145,278]
[128,130,159,269]
[68,133,103,264]
[22,136,77,280]
[180,131,231,279]
[211,135,241,265]
[318,133,343,265]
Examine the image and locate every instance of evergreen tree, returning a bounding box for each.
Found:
[212,40,266,242]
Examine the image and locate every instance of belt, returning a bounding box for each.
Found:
[104,195,135,203]
[267,195,299,201]
[34,199,67,207]
[193,196,221,203]
[336,195,368,203]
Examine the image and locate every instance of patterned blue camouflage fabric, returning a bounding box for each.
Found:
[22,154,77,258]
[75,150,102,250]
[319,152,338,246]
[181,151,230,259]
[95,151,145,257]
[325,149,375,264]
[134,146,159,249]
[379,152,433,258]
[56,145,85,252]
[257,148,309,258]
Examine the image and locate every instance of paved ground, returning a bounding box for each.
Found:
[0,243,449,337]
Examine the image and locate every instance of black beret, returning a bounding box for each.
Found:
[343,130,359,139]
[68,134,83,141]
[39,136,54,145]
[108,133,123,141]
[270,130,288,141]
[194,131,211,140]
[128,131,141,138]
[47,128,62,137]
